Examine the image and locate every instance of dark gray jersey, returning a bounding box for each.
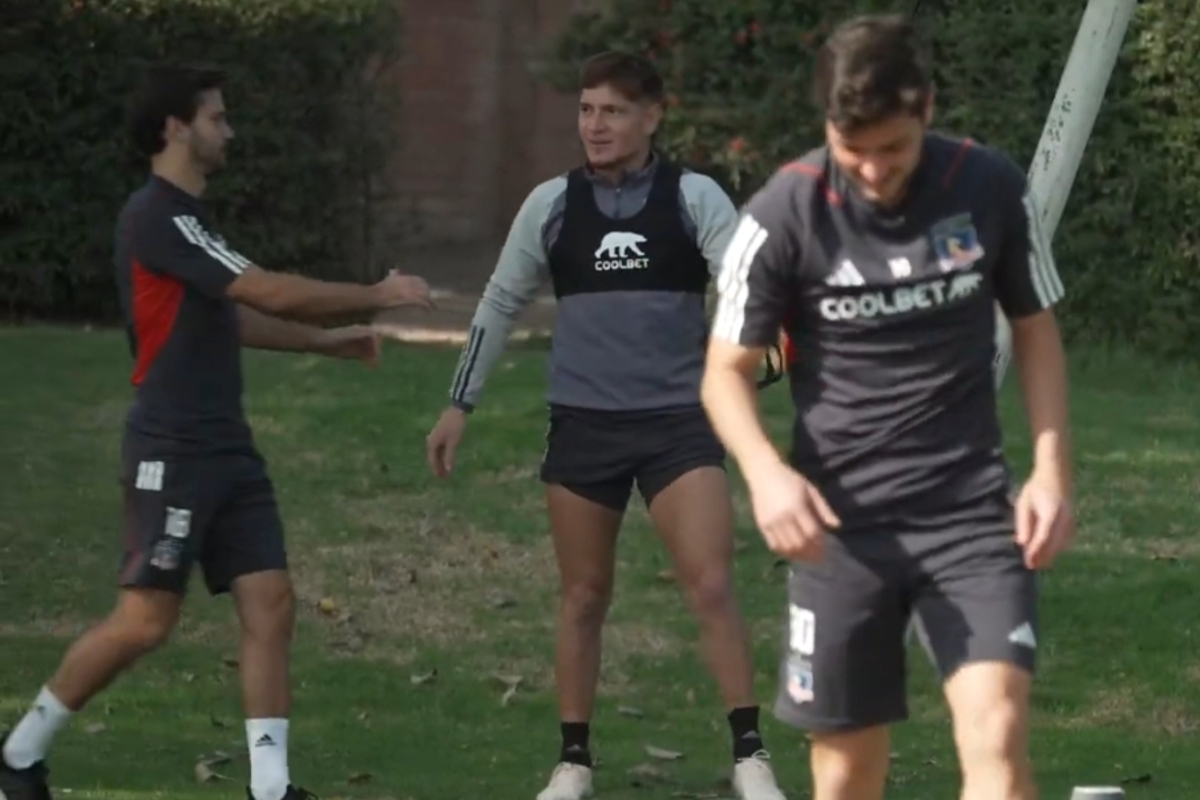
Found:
[712,133,1064,529]
[448,153,739,412]
[114,175,253,456]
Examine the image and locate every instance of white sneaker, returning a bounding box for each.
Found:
[733,750,788,800]
[536,762,594,800]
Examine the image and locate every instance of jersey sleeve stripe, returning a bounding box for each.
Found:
[449,324,484,404]
[712,214,769,342]
[172,216,249,274]
[1022,193,1065,308]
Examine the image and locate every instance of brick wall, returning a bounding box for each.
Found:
[389,0,594,249]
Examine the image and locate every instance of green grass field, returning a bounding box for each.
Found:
[0,326,1198,800]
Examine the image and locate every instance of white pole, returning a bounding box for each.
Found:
[912,0,1138,657]
[991,0,1138,389]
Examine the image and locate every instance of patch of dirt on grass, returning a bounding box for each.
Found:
[1054,687,1200,736]
[79,398,127,432]
[0,618,90,639]
[1055,686,1139,730]
[289,499,558,661]
[1076,534,1200,561]
[288,492,695,692]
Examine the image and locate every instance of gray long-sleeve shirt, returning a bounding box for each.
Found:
[448,155,739,412]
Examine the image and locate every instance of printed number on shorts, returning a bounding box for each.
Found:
[789,605,815,655]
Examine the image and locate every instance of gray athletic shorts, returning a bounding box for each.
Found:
[773,497,1038,733]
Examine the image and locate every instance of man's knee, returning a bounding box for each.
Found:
[678,564,735,620]
[954,694,1028,768]
[947,662,1031,771]
[561,577,612,628]
[810,726,890,800]
[233,570,296,641]
[110,588,181,653]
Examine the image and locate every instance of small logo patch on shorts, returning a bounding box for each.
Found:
[150,538,182,571]
[786,654,814,704]
[165,507,192,539]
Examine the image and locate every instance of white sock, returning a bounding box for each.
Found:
[246,718,290,800]
[3,686,73,769]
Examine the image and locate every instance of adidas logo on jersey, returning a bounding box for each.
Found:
[825,259,865,287]
[820,270,984,322]
[594,231,650,271]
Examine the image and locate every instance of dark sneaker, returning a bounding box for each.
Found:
[0,734,53,800]
[245,786,318,800]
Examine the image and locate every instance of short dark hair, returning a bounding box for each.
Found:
[579,51,664,105]
[126,63,226,157]
[812,14,932,133]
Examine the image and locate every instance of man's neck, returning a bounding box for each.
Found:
[588,148,653,186]
[151,157,206,198]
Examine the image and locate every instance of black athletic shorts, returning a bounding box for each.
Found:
[539,403,726,511]
[117,435,288,596]
[773,494,1038,733]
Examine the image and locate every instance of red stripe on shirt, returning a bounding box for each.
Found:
[782,162,843,206]
[941,138,975,190]
[130,259,184,386]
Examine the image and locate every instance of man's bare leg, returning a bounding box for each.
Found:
[809,726,891,800]
[2,588,180,770]
[647,466,785,799]
[945,662,1037,800]
[537,484,623,800]
[646,468,756,714]
[232,569,297,800]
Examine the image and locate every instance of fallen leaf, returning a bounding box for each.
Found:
[656,569,675,583]
[1121,774,1153,785]
[83,723,106,734]
[333,634,366,654]
[357,711,370,722]
[627,763,672,785]
[685,689,696,705]
[410,668,438,685]
[617,706,645,718]
[317,597,338,616]
[348,772,373,784]
[182,672,197,683]
[195,762,218,783]
[646,745,684,760]
[335,610,354,625]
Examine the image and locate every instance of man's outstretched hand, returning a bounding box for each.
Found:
[314,325,382,366]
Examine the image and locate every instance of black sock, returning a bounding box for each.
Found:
[559,721,592,767]
[728,706,765,761]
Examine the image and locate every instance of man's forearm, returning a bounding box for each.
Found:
[237,305,323,353]
[701,365,784,480]
[262,273,385,321]
[1012,312,1072,490]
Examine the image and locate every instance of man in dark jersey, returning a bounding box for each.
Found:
[0,64,430,800]
[703,15,1074,800]
[424,52,786,800]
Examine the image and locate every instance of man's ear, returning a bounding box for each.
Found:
[643,102,664,137]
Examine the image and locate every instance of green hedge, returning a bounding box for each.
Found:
[0,0,402,321]
[540,0,1200,357]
